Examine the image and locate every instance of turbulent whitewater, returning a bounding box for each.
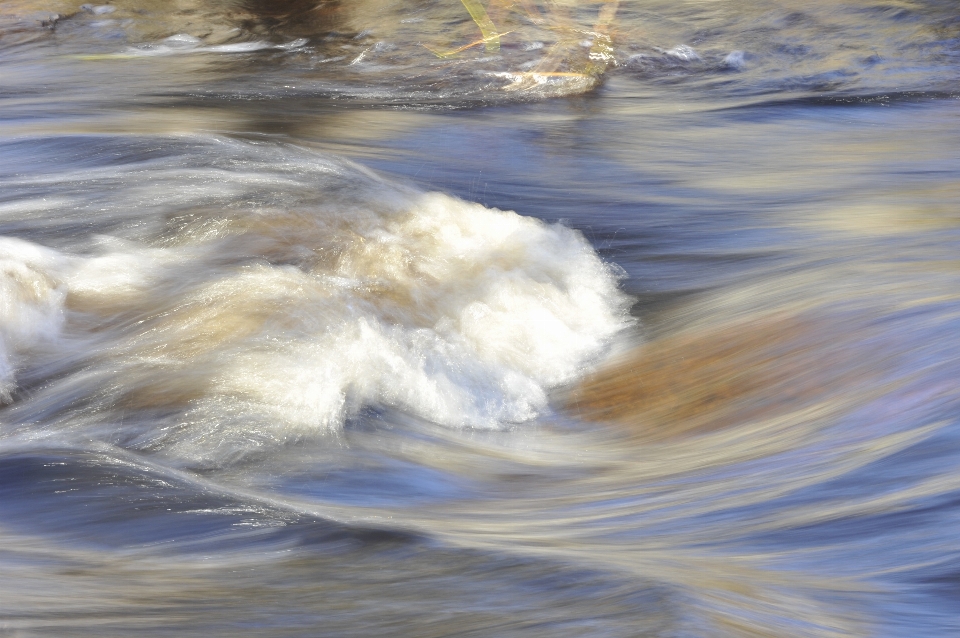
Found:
[0,137,629,465]
[2,1,960,637]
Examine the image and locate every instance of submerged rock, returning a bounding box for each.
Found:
[566,312,888,441]
[80,4,116,15]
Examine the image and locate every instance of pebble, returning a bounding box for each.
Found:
[80,4,116,15]
[204,27,241,46]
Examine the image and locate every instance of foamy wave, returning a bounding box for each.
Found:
[0,238,67,402]
[0,144,630,462]
[182,193,628,441]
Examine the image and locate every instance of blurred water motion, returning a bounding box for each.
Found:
[2,1,960,636]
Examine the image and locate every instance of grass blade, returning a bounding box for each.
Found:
[460,0,501,52]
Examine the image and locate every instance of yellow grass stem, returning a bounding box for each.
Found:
[422,31,514,58]
[460,0,501,52]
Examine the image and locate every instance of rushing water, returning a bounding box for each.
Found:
[2,1,960,636]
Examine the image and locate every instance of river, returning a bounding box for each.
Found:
[2,1,959,636]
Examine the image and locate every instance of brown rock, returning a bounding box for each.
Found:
[566,312,887,440]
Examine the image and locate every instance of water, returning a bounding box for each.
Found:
[1,1,959,636]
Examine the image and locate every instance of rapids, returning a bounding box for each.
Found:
[2,1,960,636]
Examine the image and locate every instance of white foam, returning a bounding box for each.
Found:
[164,34,202,47]
[0,238,68,402]
[665,45,701,62]
[121,36,290,58]
[0,151,631,461]
[190,193,629,438]
[724,50,746,70]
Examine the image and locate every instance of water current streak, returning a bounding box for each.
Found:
[2,1,960,636]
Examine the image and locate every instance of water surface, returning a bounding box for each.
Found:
[2,1,960,636]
